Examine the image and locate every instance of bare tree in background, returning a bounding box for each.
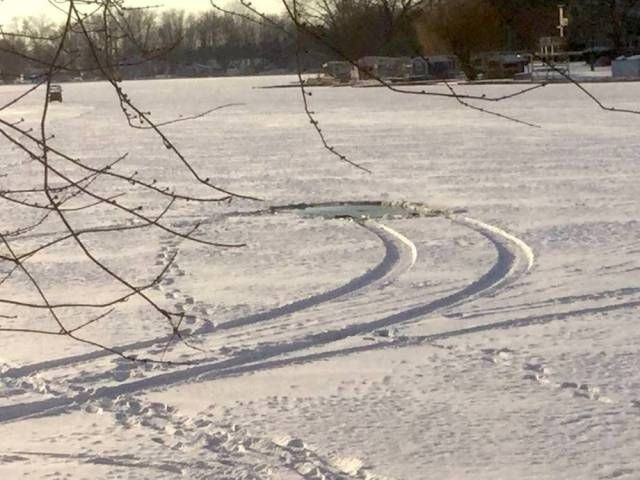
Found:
[596,0,640,52]
[570,0,640,53]
[416,0,503,80]
[301,0,421,58]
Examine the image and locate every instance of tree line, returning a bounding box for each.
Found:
[420,0,640,52]
[1,0,639,82]
[0,7,299,81]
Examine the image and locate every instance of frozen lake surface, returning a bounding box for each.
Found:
[0,76,639,479]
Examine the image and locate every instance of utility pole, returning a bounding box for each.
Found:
[589,0,596,71]
[558,4,569,38]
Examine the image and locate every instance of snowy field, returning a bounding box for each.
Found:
[0,75,639,479]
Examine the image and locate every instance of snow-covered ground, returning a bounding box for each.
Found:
[0,75,639,479]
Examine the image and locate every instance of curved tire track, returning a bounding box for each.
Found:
[211,220,417,332]
[0,215,533,424]
[213,215,530,348]
[4,220,415,379]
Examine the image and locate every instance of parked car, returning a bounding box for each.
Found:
[48,85,63,103]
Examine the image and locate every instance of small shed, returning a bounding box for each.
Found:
[612,55,640,78]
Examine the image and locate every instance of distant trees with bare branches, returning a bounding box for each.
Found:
[418,0,640,57]
[301,0,421,58]
[0,0,433,82]
[416,0,503,79]
[569,0,640,52]
[0,5,297,81]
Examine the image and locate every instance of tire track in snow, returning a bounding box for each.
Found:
[418,298,640,344]
[445,286,640,321]
[386,215,535,333]
[195,215,526,349]
[374,221,418,271]
[4,220,416,379]
[0,215,532,423]
[460,216,534,272]
[211,220,416,332]
[191,299,640,394]
[202,220,419,348]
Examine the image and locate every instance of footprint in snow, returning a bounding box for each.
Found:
[523,372,551,384]
[174,302,192,313]
[574,384,601,400]
[559,382,610,402]
[560,382,579,389]
[112,370,130,382]
[481,347,514,364]
[523,362,552,375]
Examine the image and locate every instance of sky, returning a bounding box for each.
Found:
[0,0,283,24]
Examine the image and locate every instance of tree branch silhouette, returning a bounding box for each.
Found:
[0,0,262,365]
